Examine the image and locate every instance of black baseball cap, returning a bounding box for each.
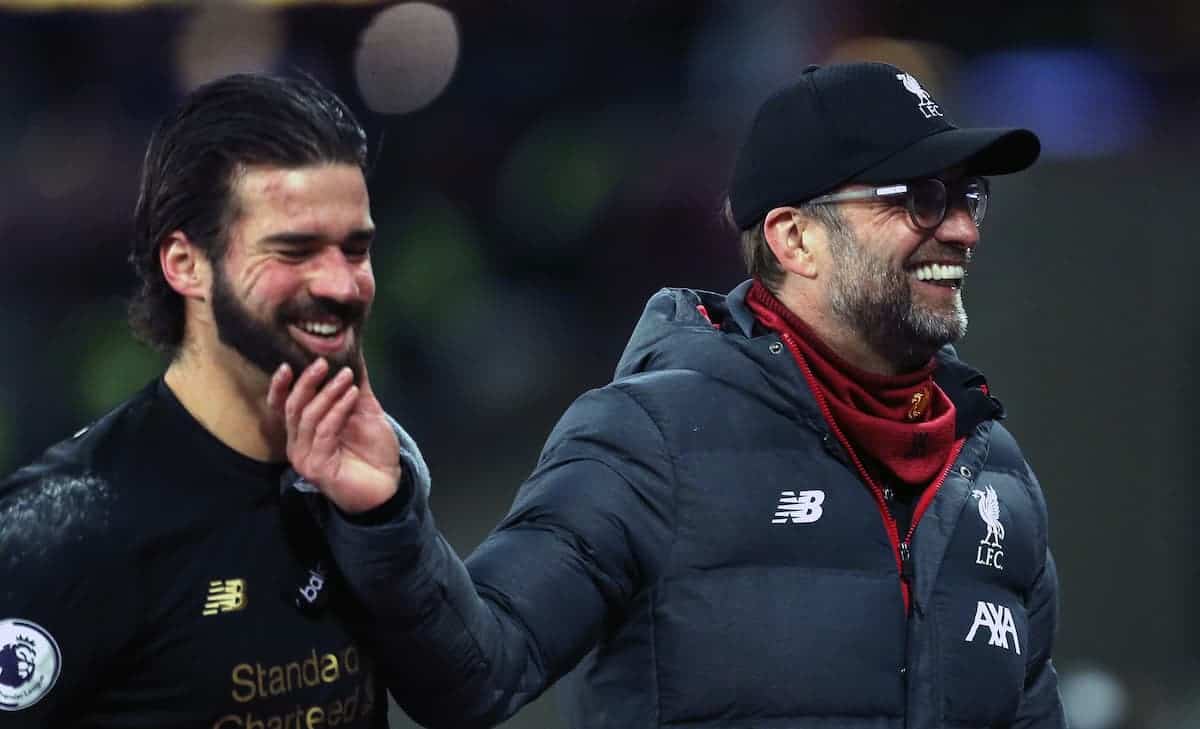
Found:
[728,62,1040,229]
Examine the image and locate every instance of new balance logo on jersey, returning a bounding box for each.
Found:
[203,579,247,616]
[771,490,825,524]
[964,601,1021,654]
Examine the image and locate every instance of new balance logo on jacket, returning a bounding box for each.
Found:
[771,490,824,524]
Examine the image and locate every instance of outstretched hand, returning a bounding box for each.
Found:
[267,357,402,514]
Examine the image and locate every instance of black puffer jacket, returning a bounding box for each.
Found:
[324,281,1065,729]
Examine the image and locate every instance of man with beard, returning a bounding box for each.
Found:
[274,62,1065,728]
[0,73,424,727]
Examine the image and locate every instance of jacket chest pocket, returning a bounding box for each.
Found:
[935,584,1028,725]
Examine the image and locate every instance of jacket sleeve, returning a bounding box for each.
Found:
[1011,461,1066,729]
[0,471,138,728]
[322,385,675,729]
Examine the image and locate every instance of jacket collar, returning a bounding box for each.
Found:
[725,282,1003,437]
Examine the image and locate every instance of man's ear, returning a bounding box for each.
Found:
[763,207,819,280]
[160,231,211,301]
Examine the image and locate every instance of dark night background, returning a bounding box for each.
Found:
[1,2,1197,727]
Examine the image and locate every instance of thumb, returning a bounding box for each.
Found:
[353,354,385,412]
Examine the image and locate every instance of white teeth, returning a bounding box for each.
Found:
[914,264,965,281]
[299,321,341,337]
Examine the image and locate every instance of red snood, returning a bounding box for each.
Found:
[746,281,956,492]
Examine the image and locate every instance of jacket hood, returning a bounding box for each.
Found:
[612,281,830,435]
[614,281,758,381]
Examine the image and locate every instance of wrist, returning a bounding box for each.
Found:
[338,470,414,525]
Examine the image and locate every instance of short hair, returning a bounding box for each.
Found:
[722,196,850,292]
[129,73,370,356]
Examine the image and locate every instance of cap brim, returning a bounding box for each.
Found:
[852,127,1041,184]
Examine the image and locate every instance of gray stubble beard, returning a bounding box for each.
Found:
[826,230,968,371]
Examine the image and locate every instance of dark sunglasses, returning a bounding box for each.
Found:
[807,176,990,231]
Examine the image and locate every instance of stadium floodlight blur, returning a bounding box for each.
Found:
[355,2,460,115]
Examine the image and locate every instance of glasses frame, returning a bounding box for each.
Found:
[807,176,990,231]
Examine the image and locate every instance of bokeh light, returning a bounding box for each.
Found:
[494,117,623,252]
[354,2,459,115]
[370,194,487,328]
[60,303,163,414]
[1060,665,1129,729]
[827,36,956,95]
[175,2,285,92]
[18,99,115,201]
[685,1,836,133]
[959,49,1151,159]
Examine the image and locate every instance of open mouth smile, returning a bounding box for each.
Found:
[288,319,352,355]
[909,263,965,290]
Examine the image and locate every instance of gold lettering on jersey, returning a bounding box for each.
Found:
[214,682,366,728]
[230,646,361,703]
[204,579,247,616]
[320,653,339,684]
[231,664,257,704]
[305,706,324,726]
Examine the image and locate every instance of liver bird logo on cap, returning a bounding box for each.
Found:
[896,73,943,118]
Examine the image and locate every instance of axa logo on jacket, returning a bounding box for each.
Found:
[964,601,1021,655]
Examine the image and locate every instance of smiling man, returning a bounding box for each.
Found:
[273,62,1066,729]
[0,73,407,728]
[205,165,375,385]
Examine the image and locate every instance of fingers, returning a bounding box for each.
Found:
[290,363,356,462]
[283,358,329,436]
[266,363,295,416]
[351,353,386,416]
[311,380,359,461]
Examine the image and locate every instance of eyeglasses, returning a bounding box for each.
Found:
[807,176,990,231]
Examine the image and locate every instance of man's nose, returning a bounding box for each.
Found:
[935,204,980,250]
[308,249,361,302]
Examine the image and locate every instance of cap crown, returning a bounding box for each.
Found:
[730,63,958,227]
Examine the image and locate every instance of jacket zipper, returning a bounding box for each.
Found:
[778,332,966,615]
[898,437,966,611]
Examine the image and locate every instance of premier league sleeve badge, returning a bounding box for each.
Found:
[0,618,61,711]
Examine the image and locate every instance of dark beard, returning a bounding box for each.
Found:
[210,263,367,384]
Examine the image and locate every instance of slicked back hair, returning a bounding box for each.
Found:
[129,73,369,356]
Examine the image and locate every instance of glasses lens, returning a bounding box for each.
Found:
[907,179,947,230]
[962,177,988,226]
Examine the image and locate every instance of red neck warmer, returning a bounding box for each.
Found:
[746,280,957,492]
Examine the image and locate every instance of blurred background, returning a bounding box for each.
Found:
[0,1,1197,727]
